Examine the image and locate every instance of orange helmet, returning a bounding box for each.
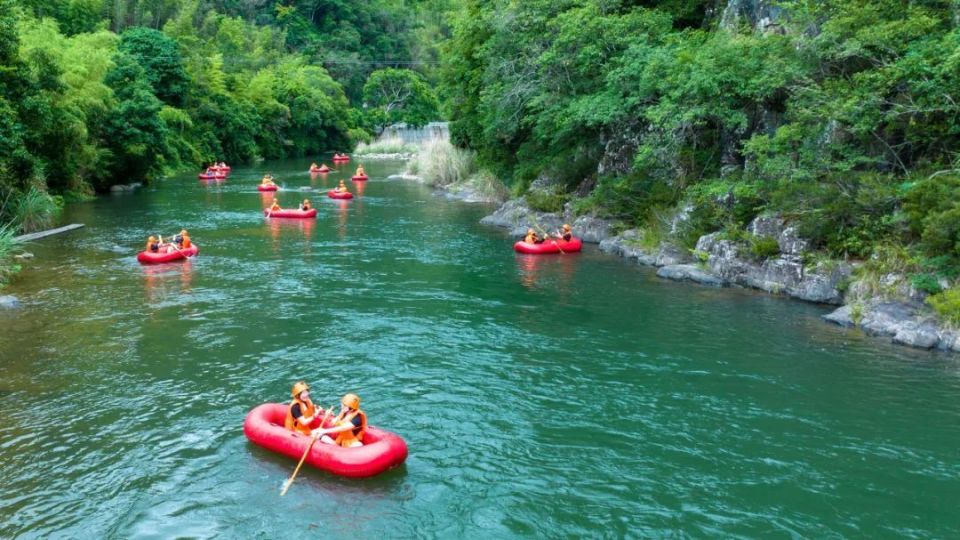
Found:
[291,381,309,398]
[341,393,360,410]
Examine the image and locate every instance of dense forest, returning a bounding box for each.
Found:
[440,0,960,317]
[0,0,447,242]
[4,0,960,317]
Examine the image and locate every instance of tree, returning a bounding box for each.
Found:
[362,68,438,132]
[118,26,189,105]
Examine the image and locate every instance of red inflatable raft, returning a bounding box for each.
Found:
[328,190,353,200]
[198,172,225,180]
[351,174,368,181]
[513,237,583,254]
[137,244,199,264]
[310,166,330,173]
[243,403,407,478]
[257,184,278,191]
[332,155,350,162]
[264,208,317,218]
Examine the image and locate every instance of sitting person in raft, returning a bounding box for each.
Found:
[270,198,282,212]
[523,228,544,244]
[336,180,349,193]
[313,393,367,448]
[285,381,326,436]
[299,199,312,211]
[146,236,160,253]
[555,223,572,241]
[355,165,365,176]
[174,229,191,249]
[261,175,275,186]
[310,162,318,170]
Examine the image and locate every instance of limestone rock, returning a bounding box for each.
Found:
[656,264,726,287]
[823,305,854,327]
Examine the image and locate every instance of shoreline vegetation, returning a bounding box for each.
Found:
[430,1,960,353]
[3,1,959,354]
[0,0,447,288]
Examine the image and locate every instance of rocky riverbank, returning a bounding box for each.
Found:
[478,197,960,353]
[387,173,505,204]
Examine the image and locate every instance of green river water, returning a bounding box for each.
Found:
[1,158,959,538]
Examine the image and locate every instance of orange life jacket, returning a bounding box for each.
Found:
[181,235,191,248]
[284,398,317,435]
[524,233,538,244]
[334,409,367,447]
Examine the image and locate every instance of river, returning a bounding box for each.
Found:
[1,158,958,538]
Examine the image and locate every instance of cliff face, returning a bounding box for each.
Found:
[717,0,785,33]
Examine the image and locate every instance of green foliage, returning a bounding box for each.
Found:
[911,273,943,296]
[749,236,781,261]
[13,185,61,233]
[405,138,475,187]
[927,287,960,327]
[362,69,439,130]
[0,221,21,288]
[117,27,188,105]
[525,191,567,214]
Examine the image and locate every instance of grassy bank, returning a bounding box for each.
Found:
[405,139,508,201]
[353,136,419,156]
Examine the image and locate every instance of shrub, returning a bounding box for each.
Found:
[354,135,418,155]
[0,222,22,288]
[404,139,475,187]
[749,236,781,260]
[525,190,567,213]
[466,170,509,202]
[911,273,943,295]
[928,288,960,327]
[15,186,62,233]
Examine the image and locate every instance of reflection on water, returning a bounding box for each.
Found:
[142,259,193,302]
[516,252,578,293]
[336,199,349,240]
[353,179,366,198]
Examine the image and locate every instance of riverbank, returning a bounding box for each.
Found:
[477,196,960,354]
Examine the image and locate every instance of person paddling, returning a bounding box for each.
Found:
[336,180,349,193]
[556,224,572,242]
[285,381,326,436]
[313,393,367,447]
[270,198,281,212]
[261,175,275,186]
[523,228,543,244]
[146,236,160,253]
[355,165,365,177]
[173,229,191,249]
[299,199,312,211]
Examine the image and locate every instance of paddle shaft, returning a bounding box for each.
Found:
[280,405,334,496]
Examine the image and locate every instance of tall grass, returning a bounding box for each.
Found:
[0,222,22,288]
[405,139,475,187]
[465,169,510,202]
[14,186,62,233]
[353,136,419,155]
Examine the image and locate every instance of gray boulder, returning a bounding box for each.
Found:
[656,264,726,287]
[0,295,20,309]
[823,305,854,327]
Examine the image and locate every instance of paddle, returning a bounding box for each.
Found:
[280,404,335,496]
